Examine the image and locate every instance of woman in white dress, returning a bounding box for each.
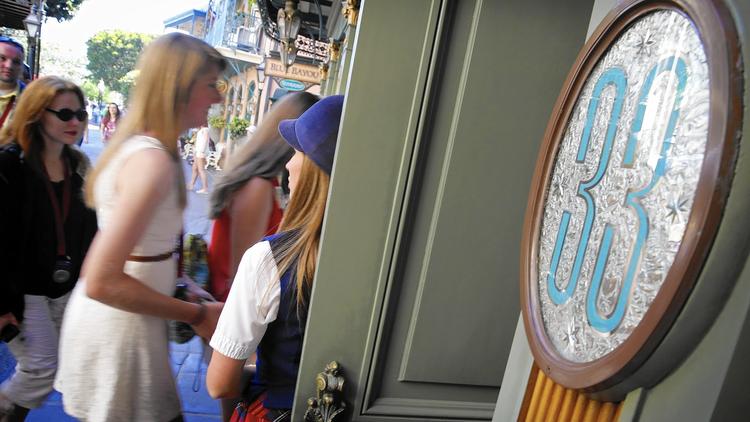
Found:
[55,33,226,422]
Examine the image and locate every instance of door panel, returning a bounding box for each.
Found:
[390,0,504,389]
[293,0,595,420]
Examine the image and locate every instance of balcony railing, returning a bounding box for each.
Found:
[205,0,262,54]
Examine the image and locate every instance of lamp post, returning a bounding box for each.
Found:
[97,79,105,106]
[97,79,105,124]
[23,0,44,79]
[254,63,265,125]
[277,0,301,69]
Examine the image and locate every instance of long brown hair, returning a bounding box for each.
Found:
[271,154,330,311]
[209,91,319,218]
[100,102,120,126]
[84,32,226,208]
[0,76,88,173]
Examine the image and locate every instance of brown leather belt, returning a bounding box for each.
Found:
[127,251,175,262]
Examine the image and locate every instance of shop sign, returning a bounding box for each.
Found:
[520,0,742,400]
[279,79,305,91]
[265,58,321,84]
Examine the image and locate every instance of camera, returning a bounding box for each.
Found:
[170,283,197,344]
[52,256,73,284]
[1,324,19,343]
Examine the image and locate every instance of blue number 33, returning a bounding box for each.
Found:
[546,56,688,333]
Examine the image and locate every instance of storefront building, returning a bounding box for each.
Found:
[163,9,207,38]
[195,0,329,159]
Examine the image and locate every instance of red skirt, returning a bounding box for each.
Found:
[230,395,270,422]
[230,394,291,422]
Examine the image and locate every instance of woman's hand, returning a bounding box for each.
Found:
[179,276,216,303]
[192,301,224,340]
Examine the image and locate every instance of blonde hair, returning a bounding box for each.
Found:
[273,154,330,311]
[209,91,318,217]
[0,76,87,172]
[84,33,226,208]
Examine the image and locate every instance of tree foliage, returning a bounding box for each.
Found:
[228,116,250,139]
[86,30,153,96]
[79,80,99,102]
[46,0,86,22]
[208,114,226,129]
[40,42,87,83]
[79,80,113,104]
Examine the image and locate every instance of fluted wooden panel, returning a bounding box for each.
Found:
[519,365,623,422]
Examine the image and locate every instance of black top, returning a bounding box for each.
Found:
[0,146,97,320]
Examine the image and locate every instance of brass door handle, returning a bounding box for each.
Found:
[304,361,346,421]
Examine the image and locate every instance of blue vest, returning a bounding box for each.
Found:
[249,232,308,410]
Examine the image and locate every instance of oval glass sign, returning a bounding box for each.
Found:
[279,79,305,91]
[521,0,741,398]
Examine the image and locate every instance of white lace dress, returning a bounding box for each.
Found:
[55,136,183,422]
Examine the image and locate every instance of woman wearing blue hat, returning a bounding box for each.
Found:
[207,95,344,422]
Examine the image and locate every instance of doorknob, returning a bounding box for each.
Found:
[304,361,346,421]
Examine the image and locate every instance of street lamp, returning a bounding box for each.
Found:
[23,10,40,38]
[97,79,105,122]
[23,1,44,78]
[254,63,265,125]
[277,0,300,69]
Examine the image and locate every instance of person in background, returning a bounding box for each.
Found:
[20,64,30,86]
[207,95,344,422]
[90,103,100,126]
[206,91,318,421]
[78,101,91,146]
[0,36,25,132]
[188,124,210,193]
[99,102,120,144]
[0,76,97,422]
[54,33,226,422]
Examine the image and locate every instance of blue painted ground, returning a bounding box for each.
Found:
[0,125,221,421]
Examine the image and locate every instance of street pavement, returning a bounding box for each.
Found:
[0,125,222,421]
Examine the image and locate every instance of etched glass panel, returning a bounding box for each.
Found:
[537,10,709,363]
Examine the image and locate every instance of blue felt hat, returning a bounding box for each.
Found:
[278,95,344,175]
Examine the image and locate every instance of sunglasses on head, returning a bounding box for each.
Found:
[45,108,88,122]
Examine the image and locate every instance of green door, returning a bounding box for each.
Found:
[292,0,595,419]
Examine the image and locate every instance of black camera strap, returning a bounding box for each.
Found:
[41,157,71,257]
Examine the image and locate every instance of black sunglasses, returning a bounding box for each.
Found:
[45,108,88,122]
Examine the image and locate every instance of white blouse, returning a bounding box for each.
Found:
[209,240,281,360]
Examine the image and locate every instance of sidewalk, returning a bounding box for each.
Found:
[0,126,221,421]
[8,338,220,422]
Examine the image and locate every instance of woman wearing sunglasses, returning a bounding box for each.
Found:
[0,76,98,421]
